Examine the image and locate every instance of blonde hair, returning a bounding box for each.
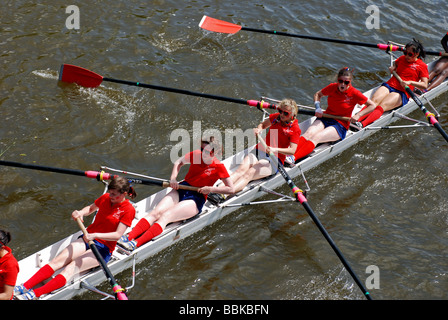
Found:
[279,98,298,118]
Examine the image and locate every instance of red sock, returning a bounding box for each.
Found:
[294,138,316,160]
[33,274,67,297]
[135,223,163,247]
[360,106,384,127]
[357,105,370,122]
[127,218,150,241]
[24,264,55,290]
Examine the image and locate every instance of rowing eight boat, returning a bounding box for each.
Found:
[15,60,447,300]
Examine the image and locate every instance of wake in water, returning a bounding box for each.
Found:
[31,67,148,127]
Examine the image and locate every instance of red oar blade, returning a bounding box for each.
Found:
[199,15,242,34]
[59,64,104,88]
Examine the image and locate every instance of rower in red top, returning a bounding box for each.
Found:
[352,39,429,127]
[0,230,19,300]
[14,176,136,300]
[293,67,375,161]
[118,135,234,251]
[427,32,448,91]
[228,98,301,193]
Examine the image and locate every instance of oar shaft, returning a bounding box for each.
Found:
[0,160,96,178]
[299,201,372,300]
[242,27,379,49]
[128,177,199,191]
[103,77,253,107]
[108,74,333,117]
[0,159,200,191]
[76,218,127,300]
[257,134,371,300]
[241,27,443,56]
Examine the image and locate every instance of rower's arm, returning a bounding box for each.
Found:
[314,89,324,102]
[269,142,297,156]
[87,222,129,242]
[72,203,99,222]
[210,177,235,195]
[351,98,376,122]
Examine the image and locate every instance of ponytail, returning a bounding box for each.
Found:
[0,229,11,248]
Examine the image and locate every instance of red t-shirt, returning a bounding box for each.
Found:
[88,193,136,252]
[321,83,368,129]
[0,246,19,300]
[386,55,429,96]
[183,150,230,198]
[257,113,301,164]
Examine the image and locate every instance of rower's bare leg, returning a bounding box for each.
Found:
[156,200,199,230]
[232,160,272,193]
[229,153,257,184]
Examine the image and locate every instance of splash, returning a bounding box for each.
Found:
[31,69,59,80]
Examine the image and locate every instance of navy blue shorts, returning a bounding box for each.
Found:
[382,82,409,106]
[178,181,206,213]
[78,235,112,263]
[320,118,347,140]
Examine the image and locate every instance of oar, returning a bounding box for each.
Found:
[0,159,199,191]
[76,218,128,300]
[199,15,448,57]
[58,64,339,119]
[392,71,448,143]
[59,64,277,112]
[256,134,372,300]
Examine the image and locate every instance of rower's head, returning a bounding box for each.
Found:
[201,134,222,163]
[337,67,354,92]
[404,38,425,61]
[107,175,137,201]
[0,229,11,250]
[277,98,298,122]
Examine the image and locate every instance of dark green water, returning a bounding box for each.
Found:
[1,0,447,300]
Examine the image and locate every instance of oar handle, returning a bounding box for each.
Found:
[391,71,404,84]
[321,113,351,122]
[76,217,91,244]
[161,181,200,191]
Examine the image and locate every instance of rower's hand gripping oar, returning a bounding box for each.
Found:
[76,218,128,300]
[392,71,448,143]
[256,133,372,300]
[0,159,200,191]
[199,15,448,57]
